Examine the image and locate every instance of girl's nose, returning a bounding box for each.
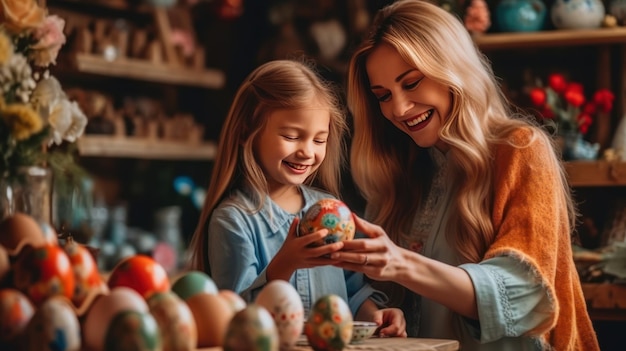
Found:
[297,141,315,158]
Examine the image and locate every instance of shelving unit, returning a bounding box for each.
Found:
[71,53,225,89]
[474,27,626,50]
[77,136,217,160]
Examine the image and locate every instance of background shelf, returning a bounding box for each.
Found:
[77,136,217,160]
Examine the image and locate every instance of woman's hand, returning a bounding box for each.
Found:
[267,217,344,281]
[330,215,407,282]
[372,308,407,338]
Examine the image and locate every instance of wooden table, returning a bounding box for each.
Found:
[198,336,460,351]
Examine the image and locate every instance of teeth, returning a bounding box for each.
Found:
[406,110,432,127]
[287,162,307,170]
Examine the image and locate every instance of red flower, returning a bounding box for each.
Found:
[564,85,585,107]
[593,89,615,113]
[548,73,567,93]
[529,87,547,107]
[578,113,593,134]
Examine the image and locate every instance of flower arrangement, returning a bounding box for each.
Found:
[528,73,615,137]
[0,0,87,180]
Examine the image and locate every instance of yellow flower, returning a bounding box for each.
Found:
[0,0,46,34]
[0,30,12,65]
[1,102,42,140]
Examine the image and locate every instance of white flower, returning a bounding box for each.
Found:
[47,98,87,145]
[30,76,87,145]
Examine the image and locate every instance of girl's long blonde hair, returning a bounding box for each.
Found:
[188,59,348,272]
[348,0,575,266]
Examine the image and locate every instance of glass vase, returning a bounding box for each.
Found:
[0,166,53,223]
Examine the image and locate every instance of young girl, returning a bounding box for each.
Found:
[187,59,405,336]
[330,1,599,350]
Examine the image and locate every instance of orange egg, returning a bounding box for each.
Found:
[64,238,106,308]
[185,292,234,348]
[107,254,170,299]
[12,244,75,306]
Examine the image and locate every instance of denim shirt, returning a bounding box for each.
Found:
[207,185,386,317]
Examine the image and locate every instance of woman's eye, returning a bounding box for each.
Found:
[375,92,391,102]
[405,78,423,90]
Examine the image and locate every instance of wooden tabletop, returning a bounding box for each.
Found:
[198,336,460,351]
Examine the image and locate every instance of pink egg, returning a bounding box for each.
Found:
[82,287,149,351]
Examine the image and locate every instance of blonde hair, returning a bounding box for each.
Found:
[188,59,348,272]
[348,0,576,265]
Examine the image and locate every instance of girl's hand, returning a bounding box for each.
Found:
[267,217,344,281]
[330,214,407,282]
[372,308,407,338]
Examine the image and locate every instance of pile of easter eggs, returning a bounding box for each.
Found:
[0,199,364,351]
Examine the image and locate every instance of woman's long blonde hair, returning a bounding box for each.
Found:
[347,0,576,265]
[188,59,348,272]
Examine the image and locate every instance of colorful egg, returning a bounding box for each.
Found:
[107,255,170,299]
[304,294,353,351]
[185,292,233,348]
[82,287,149,351]
[64,238,107,308]
[147,291,197,351]
[223,304,279,351]
[171,270,218,301]
[12,244,76,305]
[219,289,247,313]
[23,296,81,351]
[255,280,304,349]
[0,288,35,343]
[104,310,161,351]
[299,199,355,246]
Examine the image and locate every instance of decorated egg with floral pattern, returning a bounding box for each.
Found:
[64,238,107,308]
[23,296,81,351]
[255,280,304,349]
[299,198,355,246]
[304,294,353,351]
[12,244,75,306]
[147,291,197,351]
[223,304,279,351]
[0,288,35,343]
[104,310,161,351]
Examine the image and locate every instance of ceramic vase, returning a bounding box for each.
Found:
[496,0,547,32]
[551,0,606,29]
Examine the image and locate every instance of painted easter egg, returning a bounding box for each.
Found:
[0,288,35,343]
[107,255,170,299]
[147,291,197,351]
[104,310,161,351]
[12,244,75,305]
[299,198,355,246]
[23,296,81,351]
[255,280,304,349]
[304,294,353,351]
[223,304,279,351]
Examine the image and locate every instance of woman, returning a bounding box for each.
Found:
[330,1,599,349]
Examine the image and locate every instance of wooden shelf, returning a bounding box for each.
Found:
[565,161,626,187]
[474,27,626,50]
[582,283,626,321]
[71,53,225,89]
[77,135,217,160]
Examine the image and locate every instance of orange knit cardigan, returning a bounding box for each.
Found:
[486,128,599,350]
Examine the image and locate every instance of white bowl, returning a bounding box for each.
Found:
[350,321,378,344]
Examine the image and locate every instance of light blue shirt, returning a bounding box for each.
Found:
[207,185,386,317]
[395,148,551,350]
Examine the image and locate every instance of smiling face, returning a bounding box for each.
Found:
[254,98,330,196]
[365,43,451,151]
